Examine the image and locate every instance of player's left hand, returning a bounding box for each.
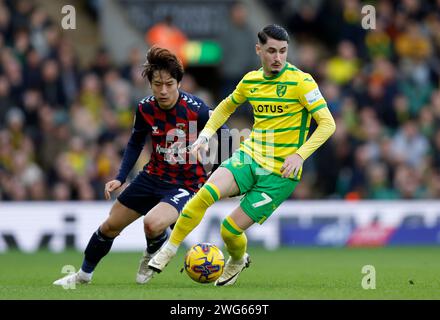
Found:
[280,153,304,178]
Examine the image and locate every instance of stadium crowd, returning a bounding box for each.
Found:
[0,0,439,201]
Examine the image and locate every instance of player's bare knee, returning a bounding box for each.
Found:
[143,217,163,238]
[100,221,122,238]
[207,169,238,198]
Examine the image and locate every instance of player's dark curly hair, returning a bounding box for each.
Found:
[257,24,289,44]
[141,46,184,83]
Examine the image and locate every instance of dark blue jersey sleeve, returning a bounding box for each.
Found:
[115,106,150,183]
[194,97,232,173]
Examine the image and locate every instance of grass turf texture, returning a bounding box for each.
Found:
[0,247,439,299]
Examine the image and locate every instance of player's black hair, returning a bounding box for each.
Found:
[141,46,184,83]
[257,24,289,44]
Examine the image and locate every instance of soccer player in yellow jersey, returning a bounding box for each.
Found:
[148,24,336,285]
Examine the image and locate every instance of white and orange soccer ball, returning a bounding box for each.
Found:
[183,243,225,283]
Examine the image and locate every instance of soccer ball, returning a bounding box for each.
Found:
[184,243,225,283]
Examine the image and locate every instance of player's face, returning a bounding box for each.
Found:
[150,70,180,109]
[256,38,288,76]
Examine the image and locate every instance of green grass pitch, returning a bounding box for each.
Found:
[0,247,439,300]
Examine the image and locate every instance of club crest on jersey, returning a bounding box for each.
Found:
[152,126,159,134]
[276,84,287,97]
[176,123,186,136]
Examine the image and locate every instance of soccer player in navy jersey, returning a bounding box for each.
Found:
[53,46,230,286]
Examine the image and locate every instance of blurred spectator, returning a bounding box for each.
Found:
[339,0,367,55]
[365,20,392,59]
[40,59,66,108]
[364,57,398,128]
[320,81,342,116]
[145,15,188,66]
[218,2,258,101]
[180,74,214,107]
[52,182,71,201]
[79,72,105,123]
[0,3,12,44]
[295,42,321,75]
[90,47,112,77]
[366,162,397,199]
[0,75,13,125]
[326,40,360,86]
[395,21,432,61]
[431,128,440,170]
[390,119,430,169]
[286,0,323,41]
[393,164,426,199]
[29,6,51,58]
[103,68,132,129]
[24,48,43,89]
[58,41,80,104]
[11,0,34,31]
[64,136,91,178]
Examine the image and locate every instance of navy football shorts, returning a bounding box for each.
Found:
[117,171,195,216]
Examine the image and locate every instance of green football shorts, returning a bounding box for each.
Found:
[220,150,299,224]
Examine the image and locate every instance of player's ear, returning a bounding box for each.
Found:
[255,43,261,56]
[177,82,181,89]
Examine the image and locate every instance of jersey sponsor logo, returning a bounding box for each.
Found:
[304,88,323,105]
[156,141,187,156]
[276,84,287,97]
[252,104,284,113]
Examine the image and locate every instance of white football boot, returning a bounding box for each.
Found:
[53,270,92,287]
[135,248,157,284]
[214,253,251,286]
[147,245,176,273]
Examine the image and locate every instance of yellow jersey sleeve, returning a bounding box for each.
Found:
[295,107,336,160]
[297,74,327,114]
[293,73,336,160]
[229,78,248,106]
[200,79,247,138]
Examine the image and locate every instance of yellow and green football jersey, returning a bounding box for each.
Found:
[226,62,327,179]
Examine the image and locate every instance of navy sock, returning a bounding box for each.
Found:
[146,231,168,254]
[81,228,115,273]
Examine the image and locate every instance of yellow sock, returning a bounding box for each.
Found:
[220,216,247,261]
[169,183,220,246]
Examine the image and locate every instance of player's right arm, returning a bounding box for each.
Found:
[191,79,247,154]
[105,104,150,199]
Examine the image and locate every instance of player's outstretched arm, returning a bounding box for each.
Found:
[198,97,239,139]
